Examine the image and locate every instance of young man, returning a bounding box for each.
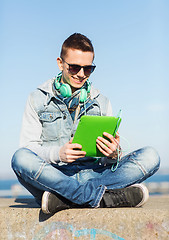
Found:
[12,33,160,214]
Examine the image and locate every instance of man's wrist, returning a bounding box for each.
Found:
[109,145,122,160]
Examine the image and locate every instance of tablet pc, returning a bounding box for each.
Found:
[72,115,121,157]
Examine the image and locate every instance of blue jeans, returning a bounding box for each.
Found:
[11,146,160,207]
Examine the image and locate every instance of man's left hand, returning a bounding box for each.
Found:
[96,132,120,158]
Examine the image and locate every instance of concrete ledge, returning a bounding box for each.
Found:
[0,196,169,240]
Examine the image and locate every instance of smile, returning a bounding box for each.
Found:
[72,77,85,84]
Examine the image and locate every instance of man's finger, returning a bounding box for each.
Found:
[65,158,77,163]
[71,143,83,150]
[103,132,116,142]
[97,136,112,148]
[69,137,73,144]
[69,149,86,156]
[96,143,109,157]
[96,138,113,153]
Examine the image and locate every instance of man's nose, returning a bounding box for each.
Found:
[77,67,85,77]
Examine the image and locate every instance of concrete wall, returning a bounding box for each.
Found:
[0,196,169,240]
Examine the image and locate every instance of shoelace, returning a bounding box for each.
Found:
[113,191,130,206]
[104,190,131,207]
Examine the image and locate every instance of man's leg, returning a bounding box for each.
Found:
[16,175,43,206]
[87,146,160,208]
[93,146,160,190]
[11,146,160,209]
[63,146,160,209]
[11,148,106,208]
[42,142,159,213]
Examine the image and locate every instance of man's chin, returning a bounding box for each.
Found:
[70,83,85,92]
[71,85,82,93]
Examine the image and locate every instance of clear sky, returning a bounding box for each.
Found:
[1,0,169,178]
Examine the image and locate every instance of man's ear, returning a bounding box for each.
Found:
[57,57,63,71]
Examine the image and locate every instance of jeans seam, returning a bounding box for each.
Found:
[135,165,160,184]
[92,185,106,208]
[34,162,46,180]
[21,173,62,196]
[130,159,147,175]
[19,171,99,207]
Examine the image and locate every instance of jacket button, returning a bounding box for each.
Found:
[63,115,66,120]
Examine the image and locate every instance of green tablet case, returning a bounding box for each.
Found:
[72,115,121,157]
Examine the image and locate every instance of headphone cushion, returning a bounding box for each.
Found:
[54,80,60,90]
[86,80,91,93]
[80,88,87,103]
[60,84,72,98]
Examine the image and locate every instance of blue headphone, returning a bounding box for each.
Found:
[54,72,91,103]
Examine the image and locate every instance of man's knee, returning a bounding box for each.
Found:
[144,146,160,167]
[11,148,33,173]
[139,146,160,174]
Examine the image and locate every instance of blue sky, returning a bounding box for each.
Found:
[1,0,169,178]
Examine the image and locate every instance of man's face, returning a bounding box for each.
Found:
[57,48,94,93]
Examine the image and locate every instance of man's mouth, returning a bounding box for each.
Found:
[72,77,85,84]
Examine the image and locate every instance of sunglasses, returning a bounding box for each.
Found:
[62,59,96,76]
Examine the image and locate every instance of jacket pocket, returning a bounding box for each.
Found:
[39,112,61,122]
[86,104,101,116]
[39,111,63,141]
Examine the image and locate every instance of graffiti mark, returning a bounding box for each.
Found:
[75,228,125,240]
[33,221,125,240]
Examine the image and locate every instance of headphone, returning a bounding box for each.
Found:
[54,72,91,103]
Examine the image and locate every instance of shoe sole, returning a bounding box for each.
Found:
[128,183,149,207]
[41,191,51,214]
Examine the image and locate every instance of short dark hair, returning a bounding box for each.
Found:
[60,33,94,59]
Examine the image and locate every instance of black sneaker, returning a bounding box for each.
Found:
[100,184,149,208]
[41,191,71,214]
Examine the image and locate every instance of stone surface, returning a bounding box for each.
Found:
[0,196,169,240]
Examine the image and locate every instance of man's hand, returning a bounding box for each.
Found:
[59,138,86,163]
[96,132,120,158]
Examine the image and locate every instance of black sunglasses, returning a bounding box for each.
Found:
[62,59,96,76]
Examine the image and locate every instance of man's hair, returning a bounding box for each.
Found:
[60,33,94,59]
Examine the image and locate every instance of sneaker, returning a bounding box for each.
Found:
[100,183,149,208]
[41,191,71,214]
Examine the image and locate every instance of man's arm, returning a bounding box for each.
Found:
[20,95,86,163]
[106,100,113,116]
[19,96,61,163]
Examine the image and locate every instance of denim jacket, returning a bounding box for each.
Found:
[19,78,113,164]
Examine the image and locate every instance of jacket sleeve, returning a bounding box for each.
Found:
[105,100,113,116]
[19,95,61,164]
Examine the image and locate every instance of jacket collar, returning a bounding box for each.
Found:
[37,78,100,100]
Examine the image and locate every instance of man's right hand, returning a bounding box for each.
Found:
[59,138,86,163]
